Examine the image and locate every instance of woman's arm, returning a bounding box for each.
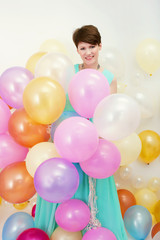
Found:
[110,77,117,94]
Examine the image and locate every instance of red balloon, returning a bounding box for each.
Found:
[8,108,50,148]
[117,189,136,218]
[17,228,50,240]
[151,222,160,238]
[0,162,36,203]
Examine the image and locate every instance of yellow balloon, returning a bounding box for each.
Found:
[153,200,160,222]
[26,52,46,74]
[50,227,82,240]
[39,39,68,55]
[113,132,142,166]
[0,196,2,205]
[136,38,160,74]
[13,201,29,210]
[135,188,158,213]
[138,130,160,164]
[23,77,66,124]
[151,213,157,226]
[26,142,60,177]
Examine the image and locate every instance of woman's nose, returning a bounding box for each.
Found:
[86,48,92,55]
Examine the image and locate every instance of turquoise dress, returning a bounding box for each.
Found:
[35,64,128,240]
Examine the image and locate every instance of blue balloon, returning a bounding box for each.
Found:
[124,205,152,240]
[2,212,34,240]
[50,111,80,140]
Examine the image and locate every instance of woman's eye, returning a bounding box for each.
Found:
[90,46,95,48]
[80,48,85,50]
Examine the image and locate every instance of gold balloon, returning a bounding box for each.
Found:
[26,52,46,74]
[39,39,68,55]
[50,227,82,240]
[13,201,29,210]
[23,77,66,124]
[26,142,60,177]
[136,38,160,74]
[154,200,160,222]
[138,130,160,164]
[135,188,158,213]
[113,132,142,166]
[0,196,2,205]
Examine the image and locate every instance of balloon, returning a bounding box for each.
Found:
[131,176,145,189]
[0,66,34,108]
[99,47,125,80]
[136,38,160,74]
[153,232,160,240]
[117,189,136,218]
[124,205,152,240]
[138,130,160,164]
[34,158,79,203]
[35,52,74,93]
[0,99,11,134]
[55,199,90,232]
[113,133,142,166]
[17,228,49,240]
[13,201,29,210]
[82,227,117,240]
[93,94,141,141]
[135,188,158,213]
[151,222,160,238]
[31,204,36,217]
[25,52,46,74]
[50,111,80,140]
[26,142,60,177]
[117,81,127,93]
[80,139,121,178]
[50,227,82,240]
[153,200,160,222]
[39,39,68,54]
[23,77,66,124]
[68,69,110,118]
[0,161,36,203]
[73,163,83,185]
[0,196,2,205]
[54,117,99,163]
[8,108,50,148]
[2,212,34,240]
[0,133,28,169]
[119,166,132,180]
[148,178,160,192]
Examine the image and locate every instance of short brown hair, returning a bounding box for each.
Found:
[72,25,101,48]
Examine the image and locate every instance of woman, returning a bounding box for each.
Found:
[35,25,127,240]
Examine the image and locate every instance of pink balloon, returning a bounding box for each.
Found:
[0,133,28,168]
[68,69,110,118]
[54,117,99,163]
[17,228,49,240]
[82,227,117,240]
[0,99,11,134]
[55,199,90,232]
[80,139,121,178]
[0,67,34,109]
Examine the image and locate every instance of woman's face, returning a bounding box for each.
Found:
[77,42,102,66]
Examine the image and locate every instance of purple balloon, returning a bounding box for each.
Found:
[82,227,117,240]
[80,139,121,178]
[0,99,11,134]
[55,199,90,232]
[17,228,49,240]
[68,69,110,118]
[0,133,28,169]
[54,117,99,163]
[34,158,79,203]
[0,66,34,109]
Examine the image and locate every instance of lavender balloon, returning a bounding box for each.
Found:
[17,228,49,240]
[0,99,11,134]
[0,66,34,109]
[55,199,90,232]
[34,158,79,203]
[82,227,117,240]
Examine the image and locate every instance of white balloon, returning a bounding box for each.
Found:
[93,94,141,141]
[153,232,160,240]
[35,52,75,93]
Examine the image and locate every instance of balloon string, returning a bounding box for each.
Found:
[85,176,101,231]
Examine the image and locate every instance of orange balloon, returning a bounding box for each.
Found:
[151,222,160,238]
[8,108,50,148]
[138,130,160,164]
[117,189,136,218]
[0,161,36,203]
[23,77,66,124]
